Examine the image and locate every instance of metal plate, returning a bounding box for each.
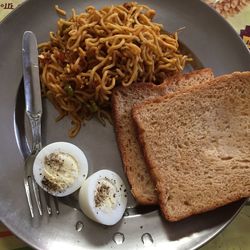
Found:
[0,0,250,249]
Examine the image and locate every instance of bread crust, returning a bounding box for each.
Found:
[112,83,165,205]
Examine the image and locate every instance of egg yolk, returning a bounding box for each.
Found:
[94,179,117,213]
[42,152,79,192]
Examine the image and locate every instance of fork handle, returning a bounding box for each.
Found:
[26,111,42,153]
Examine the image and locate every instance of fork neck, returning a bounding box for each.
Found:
[26,112,42,153]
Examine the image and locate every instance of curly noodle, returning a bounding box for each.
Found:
[39,2,190,137]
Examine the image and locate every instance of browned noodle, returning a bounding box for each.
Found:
[38,2,190,137]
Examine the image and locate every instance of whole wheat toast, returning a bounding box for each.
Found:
[112,68,214,205]
[132,71,250,220]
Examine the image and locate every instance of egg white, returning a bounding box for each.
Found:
[33,142,88,197]
[79,170,128,226]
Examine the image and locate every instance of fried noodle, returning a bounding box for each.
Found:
[39,2,190,137]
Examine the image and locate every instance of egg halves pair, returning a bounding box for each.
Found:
[33,142,128,225]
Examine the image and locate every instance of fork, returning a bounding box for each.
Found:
[24,112,60,218]
[22,30,59,218]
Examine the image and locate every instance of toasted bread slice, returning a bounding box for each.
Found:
[112,68,214,205]
[132,71,250,220]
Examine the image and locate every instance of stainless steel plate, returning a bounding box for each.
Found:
[0,0,250,249]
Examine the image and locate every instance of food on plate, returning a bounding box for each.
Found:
[132,71,250,221]
[79,170,127,225]
[33,142,88,197]
[112,68,214,205]
[38,2,190,137]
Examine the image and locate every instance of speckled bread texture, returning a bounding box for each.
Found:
[132,71,250,220]
[112,68,214,205]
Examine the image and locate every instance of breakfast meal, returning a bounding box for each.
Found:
[79,170,127,225]
[132,71,250,221]
[38,2,190,137]
[30,1,250,227]
[112,68,214,205]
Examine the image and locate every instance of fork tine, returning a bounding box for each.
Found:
[24,177,34,218]
[32,178,43,216]
[53,196,60,215]
[44,192,52,215]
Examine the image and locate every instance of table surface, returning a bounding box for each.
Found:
[0,0,250,249]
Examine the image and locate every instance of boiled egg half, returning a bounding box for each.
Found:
[33,142,88,197]
[79,170,128,226]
